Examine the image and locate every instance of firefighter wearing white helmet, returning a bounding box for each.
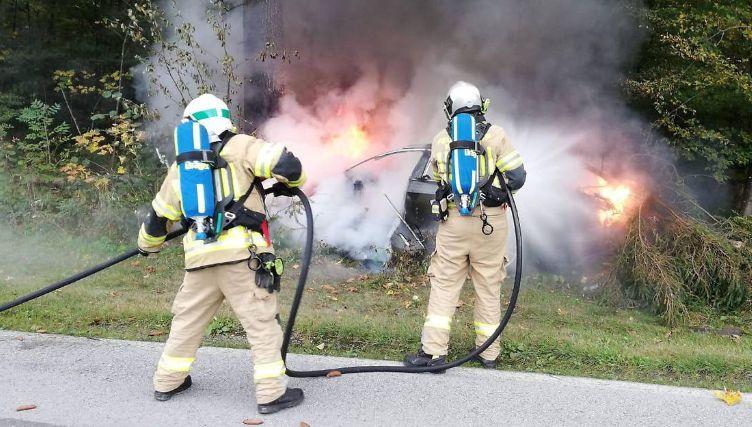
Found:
[405,81,527,370]
[182,94,235,142]
[137,94,306,413]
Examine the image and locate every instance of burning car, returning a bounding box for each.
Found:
[346,145,438,254]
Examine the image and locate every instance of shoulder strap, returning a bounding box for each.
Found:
[212,131,236,168]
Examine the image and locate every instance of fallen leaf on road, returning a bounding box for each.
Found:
[713,389,742,406]
[35,329,47,334]
[292,264,300,269]
[316,343,325,350]
[14,336,23,341]
[148,330,165,337]
[300,422,310,427]
[326,370,342,377]
[16,405,37,412]
[242,418,264,425]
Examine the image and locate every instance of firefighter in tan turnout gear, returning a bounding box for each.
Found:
[137,94,306,414]
[405,82,527,370]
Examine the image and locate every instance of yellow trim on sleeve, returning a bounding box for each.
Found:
[254,144,285,179]
[286,171,307,188]
[496,150,523,172]
[152,194,181,221]
[139,225,166,246]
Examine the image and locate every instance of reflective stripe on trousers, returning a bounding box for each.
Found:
[474,321,499,337]
[424,313,452,331]
[253,360,286,383]
[158,354,195,373]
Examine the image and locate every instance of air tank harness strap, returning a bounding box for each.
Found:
[223,178,266,233]
[175,150,226,168]
[448,140,486,154]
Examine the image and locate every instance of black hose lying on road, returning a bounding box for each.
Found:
[279,180,522,376]
[0,183,522,377]
[0,229,187,313]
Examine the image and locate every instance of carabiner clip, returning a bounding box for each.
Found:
[480,212,494,236]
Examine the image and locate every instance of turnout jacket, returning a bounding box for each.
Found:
[430,123,526,197]
[138,133,306,270]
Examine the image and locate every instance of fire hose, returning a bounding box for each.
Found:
[0,230,188,313]
[0,182,522,377]
[279,177,522,376]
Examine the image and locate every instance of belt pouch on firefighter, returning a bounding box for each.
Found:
[250,253,283,293]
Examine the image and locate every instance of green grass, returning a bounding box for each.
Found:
[1,229,750,392]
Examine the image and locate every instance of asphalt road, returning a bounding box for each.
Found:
[0,331,749,426]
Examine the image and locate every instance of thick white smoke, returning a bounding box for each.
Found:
[139,0,648,269]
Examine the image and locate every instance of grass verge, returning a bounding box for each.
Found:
[0,229,750,392]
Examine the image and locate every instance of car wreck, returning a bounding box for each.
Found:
[346,145,439,255]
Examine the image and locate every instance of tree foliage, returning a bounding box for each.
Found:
[626,1,752,185]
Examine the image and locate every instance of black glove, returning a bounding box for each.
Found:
[250,253,284,293]
[269,182,297,198]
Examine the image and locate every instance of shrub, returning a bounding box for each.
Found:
[610,196,751,324]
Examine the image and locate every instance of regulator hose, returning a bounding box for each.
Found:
[279,178,522,376]
[0,229,187,313]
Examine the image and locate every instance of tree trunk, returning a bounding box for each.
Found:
[242,0,282,133]
[12,0,18,32]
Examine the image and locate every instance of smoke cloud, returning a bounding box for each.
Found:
[141,0,648,269]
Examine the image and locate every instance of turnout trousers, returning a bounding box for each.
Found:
[153,261,287,404]
[421,207,509,361]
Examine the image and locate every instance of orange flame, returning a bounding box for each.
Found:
[329,125,370,159]
[594,177,632,226]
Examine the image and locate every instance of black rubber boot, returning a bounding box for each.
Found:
[257,388,305,414]
[154,375,192,401]
[403,349,447,374]
[473,355,497,369]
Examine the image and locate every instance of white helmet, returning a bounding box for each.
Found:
[183,94,234,142]
[443,81,489,119]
